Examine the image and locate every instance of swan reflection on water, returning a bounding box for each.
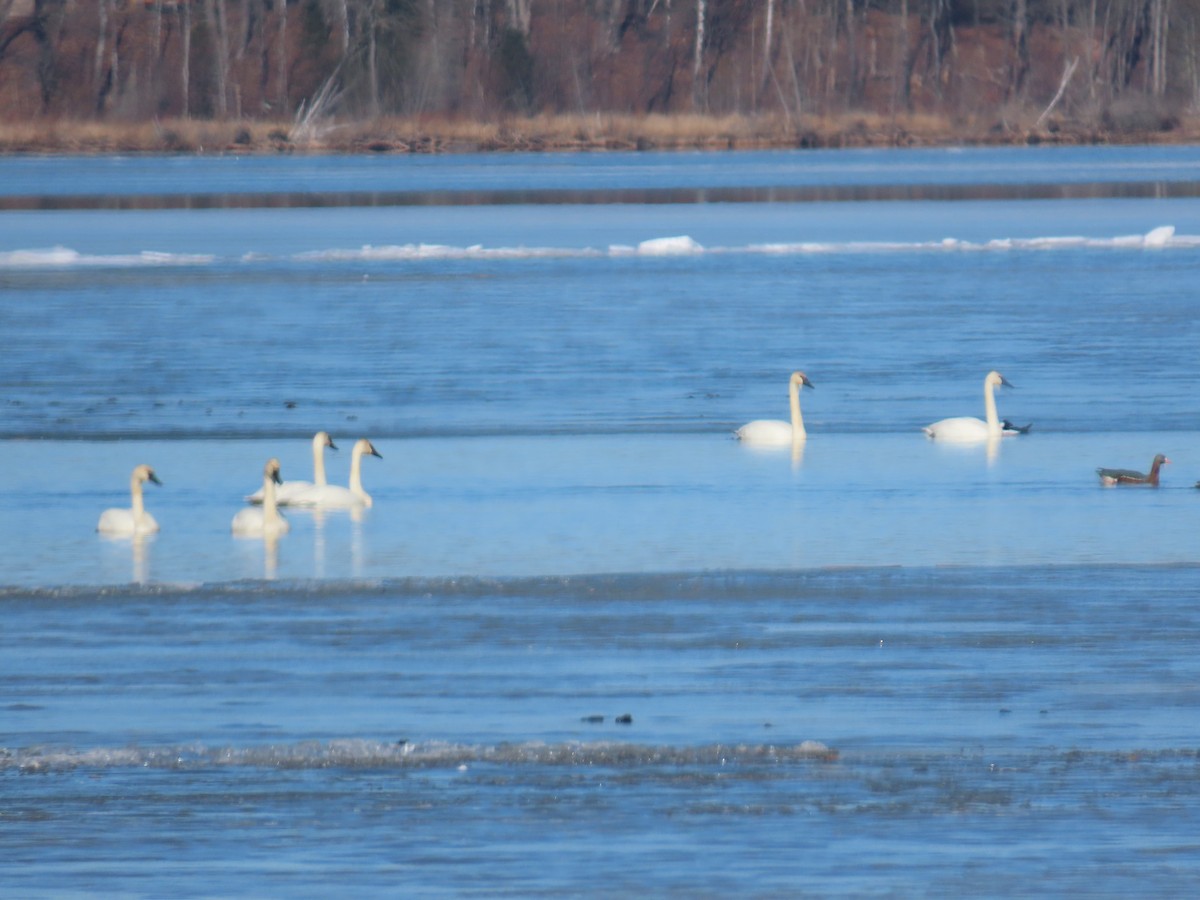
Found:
[297,505,368,580]
[261,534,280,580]
[99,531,154,584]
[350,510,365,578]
[312,509,328,579]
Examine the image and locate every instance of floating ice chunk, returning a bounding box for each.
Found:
[298,243,594,262]
[0,246,81,267]
[749,242,835,254]
[796,740,837,758]
[1143,225,1175,247]
[135,251,215,265]
[636,235,704,256]
[0,246,213,268]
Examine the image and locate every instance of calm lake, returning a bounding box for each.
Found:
[2,146,1200,895]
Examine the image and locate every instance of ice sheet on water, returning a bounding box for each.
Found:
[2,227,1192,271]
[0,245,214,268]
[633,235,705,255]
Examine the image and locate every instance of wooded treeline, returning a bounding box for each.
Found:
[1,0,1196,135]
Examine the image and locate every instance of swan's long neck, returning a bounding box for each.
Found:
[312,435,328,487]
[789,379,807,440]
[130,473,145,520]
[263,473,282,525]
[349,446,369,504]
[983,379,1001,434]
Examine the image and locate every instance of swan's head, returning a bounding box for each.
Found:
[315,431,338,451]
[134,464,162,486]
[985,370,1013,389]
[356,439,383,460]
[790,371,815,390]
[265,457,283,484]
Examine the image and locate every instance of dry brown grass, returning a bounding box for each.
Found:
[2,111,1199,155]
[0,118,289,154]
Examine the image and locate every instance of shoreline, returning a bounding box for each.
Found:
[3,113,1200,156]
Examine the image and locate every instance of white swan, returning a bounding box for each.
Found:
[232,458,290,538]
[735,371,814,445]
[288,439,382,508]
[922,370,1014,442]
[246,431,337,505]
[97,464,162,536]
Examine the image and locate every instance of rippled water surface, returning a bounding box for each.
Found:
[3,146,1200,895]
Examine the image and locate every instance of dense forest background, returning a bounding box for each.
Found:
[0,0,1196,146]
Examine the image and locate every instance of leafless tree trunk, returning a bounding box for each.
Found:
[326,0,351,55]
[1149,0,1170,96]
[1036,55,1079,126]
[205,0,230,117]
[844,0,858,106]
[94,0,111,112]
[277,0,288,114]
[146,0,164,104]
[181,0,192,117]
[1009,0,1029,100]
[894,0,909,112]
[151,0,163,59]
[692,0,705,109]
[761,0,775,89]
[507,0,532,35]
[368,1,380,116]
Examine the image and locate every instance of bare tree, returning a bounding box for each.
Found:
[368,0,380,115]
[205,0,231,117]
[894,0,909,112]
[761,0,774,98]
[1009,0,1029,99]
[181,0,192,117]
[277,0,288,113]
[507,0,533,35]
[1149,0,1169,96]
[94,0,110,111]
[325,0,351,55]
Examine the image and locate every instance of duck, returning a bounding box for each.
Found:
[1001,419,1032,435]
[923,370,1017,442]
[735,371,814,446]
[232,458,290,537]
[1097,454,1170,486]
[246,431,337,505]
[288,439,382,508]
[97,464,162,536]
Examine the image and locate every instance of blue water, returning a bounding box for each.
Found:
[3,146,1200,895]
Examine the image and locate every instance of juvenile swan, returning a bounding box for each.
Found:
[736,371,814,446]
[923,370,1015,442]
[246,431,337,505]
[232,458,290,538]
[1097,454,1170,487]
[289,439,382,508]
[97,464,162,536]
